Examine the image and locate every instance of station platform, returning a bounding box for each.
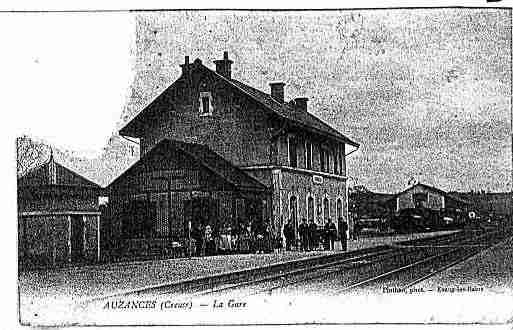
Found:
[19,230,458,303]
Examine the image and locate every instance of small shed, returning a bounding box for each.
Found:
[18,153,103,268]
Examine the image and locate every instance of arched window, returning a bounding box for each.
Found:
[323,197,330,224]
[289,195,298,233]
[336,198,343,222]
[307,195,315,222]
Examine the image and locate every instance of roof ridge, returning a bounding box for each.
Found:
[120,59,359,148]
[166,138,268,190]
[230,78,290,109]
[200,64,359,147]
[108,138,268,192]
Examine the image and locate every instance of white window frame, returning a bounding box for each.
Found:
[199,91,214,116]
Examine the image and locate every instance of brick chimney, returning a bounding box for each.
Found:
[269,82,285,103]
[214,51,233,79]
[293,97,309,112]
[180,56,190,76]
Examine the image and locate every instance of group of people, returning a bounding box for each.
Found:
[283,218,349,252]
[188,217,351,257]
[190,219,277,257]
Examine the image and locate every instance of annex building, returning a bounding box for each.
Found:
[18,153,102,268]
[108,52,359,257]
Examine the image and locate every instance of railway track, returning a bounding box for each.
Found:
[91,229,510,304]
[336,228,510,294]
[187,228,512,297]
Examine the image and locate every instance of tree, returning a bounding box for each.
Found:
[16,136,49,178]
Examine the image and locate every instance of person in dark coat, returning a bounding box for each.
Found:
[339,218,349,251]
[192,222,204,256]
[283,220,295,251]
[325,218,337,250]
[253,221,265,254]
[308,220,318,251]
[203,224,215,256]
[298,218,309,251]
[353,220,360,241]
[321,224,330,250]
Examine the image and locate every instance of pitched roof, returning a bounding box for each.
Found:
[108,139,269,192]
[18,153,101,189]
[227,77,359,147]
[120,58,359,148]
[119,81,178,137]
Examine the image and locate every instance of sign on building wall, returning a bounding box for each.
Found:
[313,175,323,185]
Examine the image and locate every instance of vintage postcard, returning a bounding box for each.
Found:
[10,4,513,327]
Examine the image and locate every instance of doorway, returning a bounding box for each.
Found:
[184,197,218,235]
[70,215,84,262]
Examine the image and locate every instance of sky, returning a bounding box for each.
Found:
[4,9,512,192]
[124,9,512,193]
[3,12,135,157]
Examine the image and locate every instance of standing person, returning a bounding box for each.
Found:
[245,222,254,253]
[252,220,264,254]
[322,221,330,250]
[219,222,232,254]
[238,222,251,253]
[192,222,204,257]
[283,220,295,251]
[339,218,349,251]
[230,219,240,253]
[203,224,215,256]
[298,219,308,252]
[263,220,272,253]
[308,220,318,251]
[325,218,337,250]
[353,220,360,241]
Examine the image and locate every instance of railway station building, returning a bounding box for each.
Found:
[108,51,359,256]
[17,153,102,268]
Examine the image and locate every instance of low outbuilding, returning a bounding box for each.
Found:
[18,153,102,268]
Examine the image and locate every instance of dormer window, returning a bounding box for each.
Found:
[199,92,213,116]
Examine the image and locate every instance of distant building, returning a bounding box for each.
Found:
[387,183,470,214]
[109,51,359,257]
[18,153,102,268]
[452,192,512,220]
